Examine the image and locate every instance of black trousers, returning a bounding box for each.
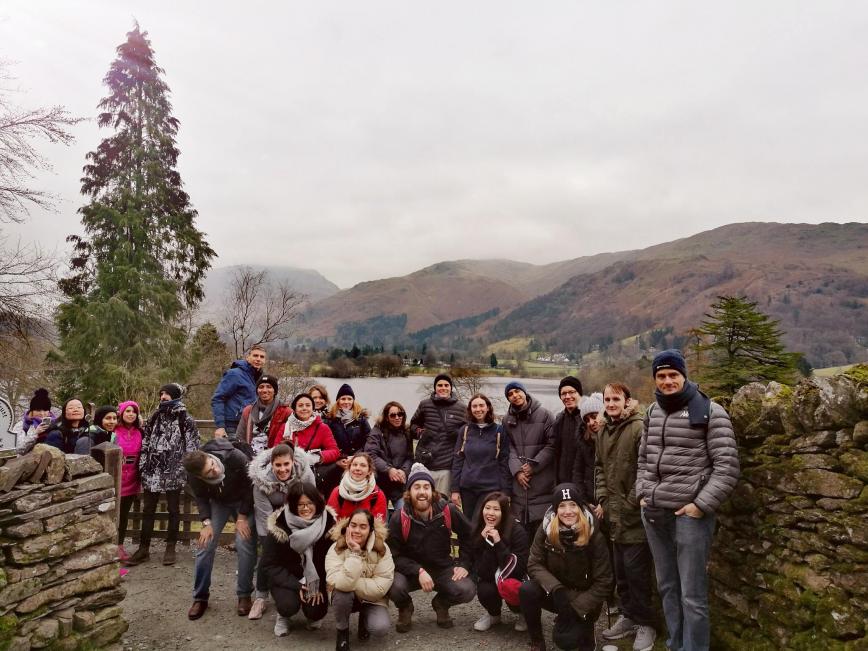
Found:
[140,489,181,546]
[477,578,520,616]
[272,584,328,621]
[613,540,655,625]
[118,494,136,545]
[519,580,596,651]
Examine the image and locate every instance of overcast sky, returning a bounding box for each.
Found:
[2,2,866,288]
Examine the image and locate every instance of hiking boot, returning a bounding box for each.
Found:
[124,546,149,566]
[634,625,657,651]
[336,628,350,651]
[529,639,547,651]
[248,597,267,620]
[396,603,414,633]
[473,613,500,631]
[162,543,176,566]
[237,596,252,616]
[514,613,528,632]
[187,600,208,620]
[432,595,453,629]
[274,614,290,637]
[602,614,639,640]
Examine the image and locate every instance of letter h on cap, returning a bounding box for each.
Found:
[562,488,572,501]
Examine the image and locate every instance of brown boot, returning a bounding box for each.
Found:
[124,546,150,566]
[162,543,176,566]
[237,596,252,616]
[396,603,414,633]
[432,595,453,629]
[188,600,208,620]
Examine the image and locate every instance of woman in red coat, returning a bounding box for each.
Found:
[279,394,341,490]
[327,452,387,522]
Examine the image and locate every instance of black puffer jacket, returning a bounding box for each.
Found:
[464,518,529,583]
[387,498,472,575]
[504,395,556,524]
[187,438,254,520]
[365,425,414,476]
[324,412,371,457]
[410,393,467,471]
[261,506,336,591]
[553,409,595,503]
[527,507,613,618]
[637,400,740,513]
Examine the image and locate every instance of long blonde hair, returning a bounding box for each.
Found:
[548,507,591,549]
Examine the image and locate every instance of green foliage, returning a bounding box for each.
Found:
[695,295,800,396]
[489,352,498,368]
[53,24,214,404]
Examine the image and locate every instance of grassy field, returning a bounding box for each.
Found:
[814,364,857,377]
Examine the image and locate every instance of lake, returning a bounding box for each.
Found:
[308,375,567,421]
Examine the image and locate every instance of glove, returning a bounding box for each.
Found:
[550,588,574,617]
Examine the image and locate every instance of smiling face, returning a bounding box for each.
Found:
[506,388,527,408]
[583,413,602,434]
[296,494,317,521]
[272,453,294,482]
[65,400,85,423]
[257,383,275,404]
[122,406,138,425]
[604,387,627,421]
[294,397,313,420]
[349,455,371,481]
[409,480,433,514]
[246,348,267,370]
[469,397,489,423]
[387,406,404,427]
[557,500,580,527]
[337,395,354,410]
[347,512,371,547]
[655,369,686,395]
[310,389,326,410]
[482,500,502,528]
[559,386,579,411]
[434,380,452,399]
[101,412,118,431]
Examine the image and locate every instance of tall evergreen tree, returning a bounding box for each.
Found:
[694,295,799,396]
[55,24,215,404]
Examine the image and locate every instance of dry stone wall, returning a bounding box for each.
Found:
[0,444,127,650]
[712,366,867,650]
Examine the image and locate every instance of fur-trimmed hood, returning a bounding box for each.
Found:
[329,515,389,555]
[541,503,596,547]
[248,446,315,494]
[603,398,642,425]
[266,503,337,544]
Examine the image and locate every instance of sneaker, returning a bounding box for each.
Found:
[514,614,528,632]
[602,615,639,640]
[473,613,500,631]
[306,618,323,630]
[633,625,657,651]
[119,568,129,579]
[274,614,290,637]
[248,597,267,620]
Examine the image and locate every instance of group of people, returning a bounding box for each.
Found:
[14,344,739,651]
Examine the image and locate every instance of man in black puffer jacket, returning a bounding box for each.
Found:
[184,439,257,621]
[637,350,740,651]
[409,374,466,495]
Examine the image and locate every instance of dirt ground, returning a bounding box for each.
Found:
[115,541,664,651]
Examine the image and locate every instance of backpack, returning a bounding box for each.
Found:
[400,501,452,541]
[457,425,501,459]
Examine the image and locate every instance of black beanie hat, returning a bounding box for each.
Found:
[558,376,583,396]
[652,349,688,379]
[93,405,117,430]
[159,383,183,400]
[336,383,355,400]
[29,388,52,412]
[553,483,582,509]
[433,374,453,389]
[257,374,279,393]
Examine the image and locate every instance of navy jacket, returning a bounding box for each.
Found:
[211,359,259,430]
[324,413,371,457]
[450,422,512,495]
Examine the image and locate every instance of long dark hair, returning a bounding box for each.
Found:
[286,481,325,516]
[376,401,408,432]
[340,508,375,543]
[470,491,513,544]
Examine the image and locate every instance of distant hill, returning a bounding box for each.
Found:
[293,222,868,367]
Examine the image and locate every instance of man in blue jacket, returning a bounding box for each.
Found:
[211,345,266,439]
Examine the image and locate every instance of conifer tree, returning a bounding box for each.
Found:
[694,295,799,396]
[55,24,215,404]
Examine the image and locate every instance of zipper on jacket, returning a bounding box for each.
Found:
[651,412,669,506]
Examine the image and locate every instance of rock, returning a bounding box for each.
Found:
[73,610,94,631]
[29,617,58,649]
[63,455,102,480]
[0,486,39,506]
[56,608,74,637]
[793,454,839,470]
[11,492,51,513]
[14,564,118,614]
[0,455,40,492]
[816,498,848,511]
[61,543,116,571]
[789,431,837,452]
[8,637,30,651]
[792,375,867,431]
[74,473,113,494]
[839,450,868,483]
[0,578,42,607]
[93,605,122,623]
[84,616,128,648]
[0,488,115,526]
[730,382,788,444]
[95,500,116,514]
[3,520,44,539]
[816,589,866,639]
[31,444,65,485]
[4,513,114,564]
[3,564,49,585]
[777,469,863,499]
[43,509,82,533]
[854,421,868,446]
[77,586,126,609]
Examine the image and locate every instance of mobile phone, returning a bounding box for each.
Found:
[40,417,52,426]
[485,536,495,547]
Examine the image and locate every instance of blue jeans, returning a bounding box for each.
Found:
[193,500,257,602]
[642,507,716,651]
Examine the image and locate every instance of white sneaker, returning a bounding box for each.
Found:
[473,613,500,631]
[248,597,267,620]
[514,614,527,632]
[633,625,656,651]
[274,614,289,637]
[602,614,638,640]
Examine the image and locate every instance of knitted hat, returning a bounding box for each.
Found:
[29,388,52,412]
[159,383,183,400]
[92,405,117,430]
[257,374,279,393]
[117,400,140,420]
[652,349,688,379]
[336,383,355,400]
[558,376,583,396]
[552,483,582,509]
[406,462,434,489]
[579,393,604,420]
[504,381,527,399]
[433,374,453,389]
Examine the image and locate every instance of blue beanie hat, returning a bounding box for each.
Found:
[406,462,434,489]
[504,381,527,398]
[652,349,688,379]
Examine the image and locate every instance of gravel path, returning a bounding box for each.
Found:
[116,541,664,650]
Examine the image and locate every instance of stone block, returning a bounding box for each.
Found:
[76,586,125,610]
[56,607,74,637]
[73,473,113,494]
[93,604,121,623]
[0,577,42,607]
[3,520,44,538]
[62,455,102,480]
[14,564,117,614]
[5,513,114,564]
[816,498,848,511]
[30,444,65,485]
[839,450,868,483]
[43,509,82,533]
[61,543,116,571]
[72,610,94,632]
[789,431,837,452]
[8,637,30,651]
[793,453,839,470]
[84,615,128,648]
[11,492,51,513]
[29,617,58,649]
[780,469,862,499]
[816,589,866,639]
[0,486,38,507]
[3,564,49,584]
[0,488,115,526]
[854,420,868,446]
[0,455,39,493]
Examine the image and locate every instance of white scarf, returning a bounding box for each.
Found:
[338,471,377,503]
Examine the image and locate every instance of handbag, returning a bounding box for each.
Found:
[495,553,524,607]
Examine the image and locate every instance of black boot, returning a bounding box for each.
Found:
[358,616,369,642]
[336,628,350,651]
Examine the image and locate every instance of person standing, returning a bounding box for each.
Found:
[365,401,414,507]
[638,350,740,651]
[323,384,371,494]
[127,383,199,567]
[308,384,331,419]
[409,374,467,495]
[113,401,143,562]
[502,382,556,537]
[281,393,341,490]
[596,383,656,651]
[211,344,266,439]
[553,377,596,506]
[450,393,511,521]
[239,374,290,455]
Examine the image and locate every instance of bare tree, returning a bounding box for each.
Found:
[221,266,306,357]
[0,235,57,336]
[450,366,488,401]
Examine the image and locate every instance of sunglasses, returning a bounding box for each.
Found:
[388,412,405,418]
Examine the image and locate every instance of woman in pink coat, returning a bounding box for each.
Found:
[113,400,143,560]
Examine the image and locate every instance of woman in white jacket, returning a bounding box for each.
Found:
[325,509,394,651]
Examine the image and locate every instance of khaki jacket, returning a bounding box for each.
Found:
[325,518,394,607]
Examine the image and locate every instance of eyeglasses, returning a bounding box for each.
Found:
[388,412,405,419]
[297,501,315,511]
[560,390,579,397]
